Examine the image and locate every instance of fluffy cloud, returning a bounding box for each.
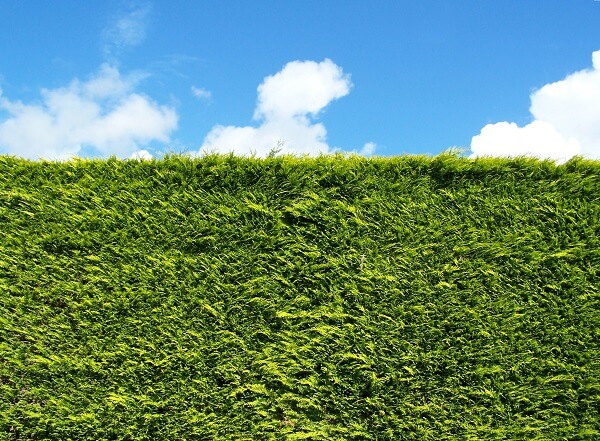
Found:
[130,149,153,160]
[198,59,355,157]
[472,121,580,164]
[0,64,178,160]
[359,142,376,156]
[255,59,352,120]
[470,50,600,163]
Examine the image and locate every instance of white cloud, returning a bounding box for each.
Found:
[201,118,330,157]
[471,121,580,164]
[0,64,178,160]
[335,141,377,157]
[102,3,152,60]
[254,59,352,120]
[359,142,376,156]
[470,50,600,163]
[198,59,353,157]
[129,149,153,160]
[191,86,211,100]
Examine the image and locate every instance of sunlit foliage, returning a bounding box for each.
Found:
[1,152,598,439]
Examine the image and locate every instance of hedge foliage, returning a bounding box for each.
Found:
[1,152,599,439]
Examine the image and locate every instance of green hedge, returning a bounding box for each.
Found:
[1,152,599,439]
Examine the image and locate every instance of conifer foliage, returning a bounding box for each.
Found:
[1,152,599,439]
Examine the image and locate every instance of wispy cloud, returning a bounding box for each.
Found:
[102,2,152,61]
[191,86,211,100]
[0,64,178,160]
[470,50,600,163]
[198,59,355,157]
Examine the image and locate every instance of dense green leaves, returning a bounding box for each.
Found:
[1,152,599,439]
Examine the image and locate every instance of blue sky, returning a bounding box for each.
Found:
[1,0,599,161]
